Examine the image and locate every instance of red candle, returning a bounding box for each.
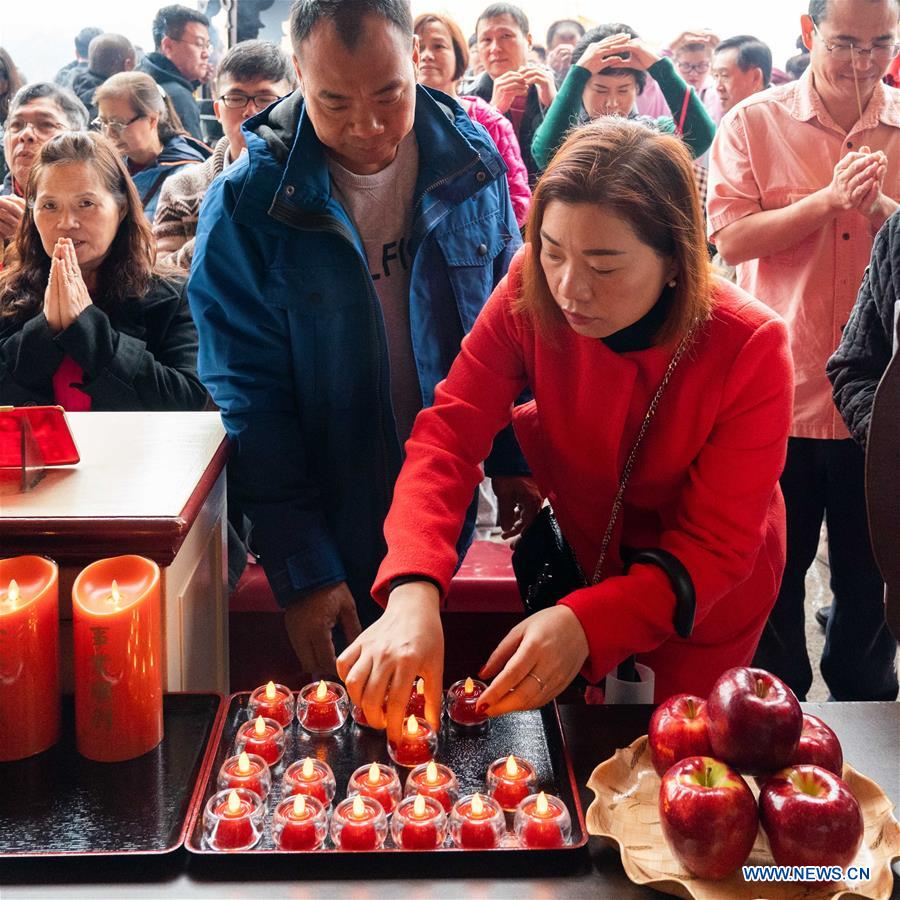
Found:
[72,556,162,762]
[0,556,60,761]
[487,755,537,811]
[405,760,459,813]
[203,788,263,851]
[248,681,295,727]
[282,756,336,806]
[298,679,349,732]
[387,715,438,767]
[348,762,402,814]
[447,677,489,727]
[217,751,271,799]
[450,792,505,849]
[273,794,327,850]
[391,793,447,850]
[514,791,571,849]
[331,795,388,851]
[405,677,426,719]
[235,715,285,766]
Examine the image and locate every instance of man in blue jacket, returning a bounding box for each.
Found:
[189,0,534,677]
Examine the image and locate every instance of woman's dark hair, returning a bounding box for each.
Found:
[0,131,156,321]
[0,48,24,123]
[572,24,647,94]
[94,71,185,141]
[413,12,469,82]
[517,118,712,344]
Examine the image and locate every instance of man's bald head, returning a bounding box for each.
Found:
[88,34,136,78]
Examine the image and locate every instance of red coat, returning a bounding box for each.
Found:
[373,248,793,700]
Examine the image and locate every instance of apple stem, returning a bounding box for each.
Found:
[685,699,696,718]
[705,765,712,787]
[755,678,767,698]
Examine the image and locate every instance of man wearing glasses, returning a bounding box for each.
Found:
[708,0,900,703]
[138,4,211,140]
[154,40,294,269]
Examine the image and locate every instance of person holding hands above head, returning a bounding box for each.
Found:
[337,118,793,742]
[531,25,716,170]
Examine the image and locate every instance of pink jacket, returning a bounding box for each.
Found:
[460,95,531,227]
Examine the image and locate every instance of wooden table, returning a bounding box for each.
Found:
[0,411,230,693]
[1,702,896,897]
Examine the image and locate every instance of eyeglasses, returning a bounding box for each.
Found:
[6,118,68,138]
[171,37,213,52]
[92,114,146,136]
[676,60,710,74]
[812,22,899,62]
[218,92,282,110]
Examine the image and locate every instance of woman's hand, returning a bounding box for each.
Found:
[43,252,63,334]
[521,65,557,108]
[615,38,662,72]
[475,605,589,716]
[490,69,529,113]
[574,33,631,75]
[336,581,444,744]
[491,475,543,539]
[56,238,92,331]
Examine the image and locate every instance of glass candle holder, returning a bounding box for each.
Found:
[405,677,427,719]
[297,680,350,733]
[217,751,272,799]
[282,756,336,806]
[486,755,538,811]
[446,677,489,732]
[513,792,571,848]
[449,792,506,849]
[202,788,265,851]
[351,703,381,730]
[234,715,286,767]
[347,761,402,814]
[387,715,438,767]
[248,681,295,727]
[272,793,329,850]
[390,793,448,850]
[404,760,459,813]
[330,794,388,850]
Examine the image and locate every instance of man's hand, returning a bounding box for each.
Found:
[521,65,557,108]
[828,150,884,212]
[475,605,589,716]
[668,29,720,53]
[490,69,528,113]
[285,581,362,677]
[547,44,574,78]
[491,475,542,539]
[337,581,443,744]
[0,195,26,242]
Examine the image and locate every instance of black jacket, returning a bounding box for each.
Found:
[72,68,107,120]
[827,210,900,450]
[469,72,546,186]
[137,52,203,140]
[0,274,207,410]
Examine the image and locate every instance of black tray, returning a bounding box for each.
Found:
[185,691,588,860]
[0,692,225,857]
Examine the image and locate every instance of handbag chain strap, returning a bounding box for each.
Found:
[590,324,697,586]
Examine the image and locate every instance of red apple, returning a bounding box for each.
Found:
[658,756,759,880]
[648,694,713,777]
[706,667,802,775]
[789,713,843,776]
[759,765,863,869]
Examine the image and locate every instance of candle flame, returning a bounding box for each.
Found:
[406,714,419,735]
[254,715,266,737]
[505,755,519,777]
[293,794,306,816]
[464,676,474,695]
[227,790,241,814]
[425,760,439,784]
[367,762,381,784]
[302,757,315,778]
[352,795,366,818]
[5,579,19,605]
[265,680,277,700]
[316,680,328,701]
[472,792,484,815]
[536,791,549,815]
[237,751,251,774]
[110,580,121,606]
[416,677,425,695]
[413,794,427,817]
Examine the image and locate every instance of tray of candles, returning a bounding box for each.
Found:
[184,677,588,861]
[0,692,226,856]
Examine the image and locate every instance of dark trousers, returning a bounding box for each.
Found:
[753,438,898,700]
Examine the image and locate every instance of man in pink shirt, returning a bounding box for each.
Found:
[708,0,900,702]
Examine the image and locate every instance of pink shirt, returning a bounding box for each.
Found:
[707,71,900,439]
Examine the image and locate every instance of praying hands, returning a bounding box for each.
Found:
[43,237,93,335]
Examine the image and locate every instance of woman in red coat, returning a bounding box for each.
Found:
[337,118,793,741]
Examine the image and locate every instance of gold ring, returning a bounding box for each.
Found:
[526,671,545,690]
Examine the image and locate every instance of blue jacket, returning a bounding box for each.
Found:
[132,134,208,220]
[189,87,523,617]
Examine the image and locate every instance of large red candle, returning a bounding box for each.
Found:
[348,762,402,814]
[405,760,459,813]
[0,556,60,762]
[235,715,285,766]
[282,756,336,805]
[387,715,438,767]
[202,788,264,851]
[248,681,295,727]
[72,555,162,762]
[447,677,489,728]
[273,794,328,850]
[450,792,505,849]
[486,755,537,811]
[331,795,388,851]
[513,791,571,848]
[217,752,271,799]
[391,793,447,850]
[298,679,349,732]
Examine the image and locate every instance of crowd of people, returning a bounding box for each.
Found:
[0,0,897,739]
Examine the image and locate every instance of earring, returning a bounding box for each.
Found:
[667,278,677,288]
